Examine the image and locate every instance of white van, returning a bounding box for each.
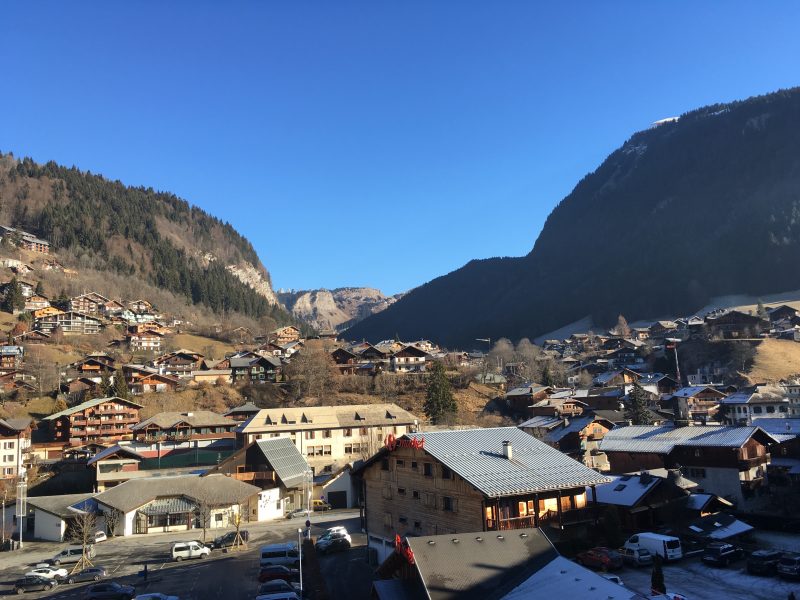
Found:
[171,541,210,561]
[259,542,300,567]
[624,533,683,561]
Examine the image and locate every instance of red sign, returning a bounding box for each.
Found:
[385,433,424,452]
[394,533,415,565]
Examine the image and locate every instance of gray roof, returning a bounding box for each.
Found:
[672,385,723,398]
[132,410,235,431]
[86,444,144,466]
[405,428,610,497]
[28,493,94,518]
[94,473,259,513]
[542,415,596,444]
[0,417,31,432]
[404,528,558,600]
[600,425,778,454]
[518,416,561,430]
[224,401,260,415]
[254,437,309,488]
[751,417,800,438]
[591,473,662,507]
[42,396,143,421]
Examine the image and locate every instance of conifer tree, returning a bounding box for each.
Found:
[625,382,653,425]
[424,361,457,424]
[112,370,130,400]
[2,277,25,313]
[35,280,44,296]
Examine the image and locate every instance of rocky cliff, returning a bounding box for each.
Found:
[278,287,400,331]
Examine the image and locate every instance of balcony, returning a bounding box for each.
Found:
[488,507,596,530]
[232,470,275,483]
[739,455,769,470]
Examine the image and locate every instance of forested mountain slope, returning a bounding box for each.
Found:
[347,87,800,347]
[0,153,290,325]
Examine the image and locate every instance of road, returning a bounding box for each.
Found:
[0,510,363,600]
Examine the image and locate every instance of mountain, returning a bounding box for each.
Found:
[0,153,291,325]
[278,287,401,332]
[346,87,800,347]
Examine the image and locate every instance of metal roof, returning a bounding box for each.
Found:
[405,428,611,497]
[600,425,778,454]
[254,438,309,489]
[132,410,235,431]
[591,473,662,507]
[27,493,95,518]
[42,396,144,421]
[518,416,561,429]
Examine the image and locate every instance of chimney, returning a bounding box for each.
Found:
[502,441,513,460]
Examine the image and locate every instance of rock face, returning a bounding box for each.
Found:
[278,287,400,331]
[346,87,800,347]
[226,262,278,305]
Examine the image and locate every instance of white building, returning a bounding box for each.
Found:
[0,418,31,479]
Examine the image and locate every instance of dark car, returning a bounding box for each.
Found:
[258,565,301,583]
[67,567,107,584]
[212,530,250,549]
[575,547,623,570]
[14,575,57,594]
[83,581,136,599]
[747,549,782,575]
[258,579,302,595]
[778,553,800,578]
[701,542,744,567]
[315,532,351,555]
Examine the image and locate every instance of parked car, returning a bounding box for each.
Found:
[260,543,300,567]
[575,547,623,570]
[134,594,180,600]
[322,526,351,542]
[94,531,108,543]
[701,542,744,567]
[50,545,96,565]
[211,530,250,549]
[258,580,301,595]
[258,565,300,583]
[312,499,332,512]
[619,546,653,567]
[747,549,783,575]
[25,566,68,580]
[602,574,624,586]
[14,575,58,594]
[778,553,800,578]
[66,567,107,584]
[171,541,210,561]
[83,582,136,599]
[285,508,309,520]
[315,532,351,555]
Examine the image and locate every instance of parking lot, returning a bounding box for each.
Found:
[0,510,363,599]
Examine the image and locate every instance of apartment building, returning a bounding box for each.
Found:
[236,403,419,473]
[0,417,32,479]
[42,396,143,445]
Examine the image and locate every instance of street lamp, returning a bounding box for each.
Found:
[297,528,303,595]
[16,475,27,550]
[303,469,313,516]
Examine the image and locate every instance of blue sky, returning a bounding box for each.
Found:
[2,2,800,295]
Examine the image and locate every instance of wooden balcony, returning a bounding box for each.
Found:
[487,507,596,531]
[232,470,276,483]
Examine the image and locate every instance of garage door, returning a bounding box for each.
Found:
[327,491,347,509]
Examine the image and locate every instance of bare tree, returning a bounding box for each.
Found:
[284,347,340,399]
[227,501,249,552]
[193,488,225,543]
[66,510,97,574]
[614,315,631,338]
[102,507,123,537]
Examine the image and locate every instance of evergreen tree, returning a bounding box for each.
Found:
[2,277,25,313]
[756,299,768,320]
[112,370,130,400]
[99,370,112,397]
[650,554,666,595]
[541,362,555,387]
[625,382,654,425]
[35,280,44,296]
[424,361,457,424]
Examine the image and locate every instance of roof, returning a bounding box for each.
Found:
[254,438,309,488]
[238,403,418,433]
[750,417,800,438]
[672,385,725,399]
[542,416,600,444]
[94,473,259,513]
[42,396,144,421]
[28,493,94,518]
[591,473,661,507]
[405,528,558,600]
[505,384,549,397]
[0,417,31,432]
[132,411,235,431]
[404,428,610,497]
[224,401,260,415]
[686,512,754,540]
[87,444,144,466]
[768,457,800,474]
[720,386,788,406]
[518,416,562,430]
[600,425,778,454]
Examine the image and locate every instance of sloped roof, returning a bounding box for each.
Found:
[28,493,94,518]
[94,473,259,513]
[672,385,725,399]
[42,396,143,421]
[518,416,562,430]
[87,444,143,466]
[132,410,235,431]
[591,473,662,507]
[600,425,778,454]
[254,438,309,488]
[0,417,31,432]
[404,428,610,497]
[224,401,260,415]
[505,384,549,397]
[238,403,418,433]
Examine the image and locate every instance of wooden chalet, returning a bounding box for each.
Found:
[153,349,203,378]
[42,396,143,445]
[706,310,769,339]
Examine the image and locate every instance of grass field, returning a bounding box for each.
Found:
[170,333,238,359]
[747,339,800,383]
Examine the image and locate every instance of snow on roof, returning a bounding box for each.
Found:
[591,474,661,507]
[685,493,713,510]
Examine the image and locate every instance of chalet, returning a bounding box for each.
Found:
[719,384,791,425]
[331,347,358,374]
[649,320,678,338]
[153,350,203,378]
[102,299,125,315]
[669,385,727,422]
[131,410,237,456]
[519,414,613,471]
[35,311,103,335]
[224,401,261,422]
[0,371,35,393]
[237,403,418,473]
[600,425,778,508]
[504,384,552,414]
[528,395,586,418]
[589,472,689,530]
[73,354,118,379]
[24,294,50,311]
[592,368,642,389]
[11,329,50,344]
[127,329,164,352]
[390,345,428,373]
[0,345,23,371]
[124,367,179,395]
[0,417,32,479]
[205,437,311,517]
[230,354,281,384]
[269,325,301,345]
[357,343,390,363]
[41,396,142,445]
[373,527,628,600]
[127,299,154,313]
[66,377,104,403]
[706,310,769,339]
[768,304,798,323]
[0,279,34,299]
[69,292,111,315]
[606,344,645,368]
[87,444,145,491]
[32,306,63,319]
[357,427,611,563]
[639,373,680,395]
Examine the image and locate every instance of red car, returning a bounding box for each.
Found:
[575,547,623,570]
[258,565,300,583]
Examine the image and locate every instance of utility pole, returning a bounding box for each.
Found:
[16,476,27,550]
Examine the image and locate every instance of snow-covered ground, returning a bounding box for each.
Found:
[616,558,800,600]
[752,530,800,553]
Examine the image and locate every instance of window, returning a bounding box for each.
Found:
[414,521,421,529]
[694,448,701,457]
[381,459,389,471]
[215,513,223,522]
[753,406,763,414]
[398,516,408,524]
[343,428,353,437]
[422,493,436,508]
[412,490,420,500]
[359,427,368,435]
[323,446,332,456]
[382,484,393,500]
[396,459,405,468]
[304,431,316,440]
[383,512,392,529]
[411,461,418,470]
[322,430,332,438]
[441,466,452,480]
[423,463,433,477]
[780,406,789,413]
[442,496,456,512]
[398,487,406,496]
[766,406,775,414]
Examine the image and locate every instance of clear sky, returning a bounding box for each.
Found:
[2,2,800,295]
